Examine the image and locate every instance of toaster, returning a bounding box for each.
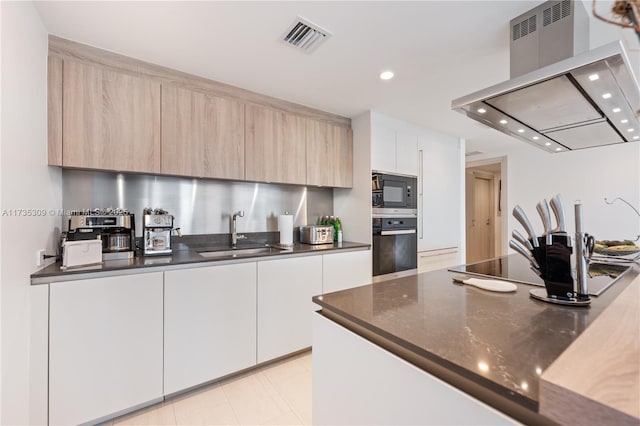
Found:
[300,225,334,244]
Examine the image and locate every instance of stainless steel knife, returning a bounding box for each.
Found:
[513,205,539,247]
[512,229,533,251]
[549,194,567,233]
[509,240,540,269]
[536,199,553,245]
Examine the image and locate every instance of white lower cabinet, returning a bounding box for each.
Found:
[164,263,257,395]
[49,272,164,426]
[257,256,323,363]
[418,248,460,273]
[322,249,372,294]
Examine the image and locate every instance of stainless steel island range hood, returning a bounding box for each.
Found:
[452,0,640,153]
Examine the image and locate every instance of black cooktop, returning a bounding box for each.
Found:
[448,254,630,296]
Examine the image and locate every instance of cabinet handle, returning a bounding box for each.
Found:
[418,149,424,240]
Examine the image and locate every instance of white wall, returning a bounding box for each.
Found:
[334,111,372,244]
[1,2,63,424]
[473,141,640,248]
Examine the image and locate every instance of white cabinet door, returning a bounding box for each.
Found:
[418,248,460,273]
[164,263,257,395]
[418,135,462,252]
[322,250,372,294]
[257,256,322,363]
[371,117,397,173]
[49,272,163,426]
[395,128,418,176]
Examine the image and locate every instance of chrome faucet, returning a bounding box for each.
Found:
[232,210,247,248]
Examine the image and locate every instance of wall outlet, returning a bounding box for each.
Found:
[36,249,46,267]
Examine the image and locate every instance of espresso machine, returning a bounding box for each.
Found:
[65,208,136,260]
[143,208,178,256]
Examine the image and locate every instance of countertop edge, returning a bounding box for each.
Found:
[539,274,640,425]
[31,243,370,285]
[315,307,546,425]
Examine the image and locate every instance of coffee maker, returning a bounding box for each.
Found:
[143,208,177,256]
[65,208,135,260]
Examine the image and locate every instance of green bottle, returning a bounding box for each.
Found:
[334,217,341,242]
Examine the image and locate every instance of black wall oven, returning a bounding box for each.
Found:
[372,172,417,215]
[372,216,418,279]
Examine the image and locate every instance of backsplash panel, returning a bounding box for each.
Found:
[62,170,333,236]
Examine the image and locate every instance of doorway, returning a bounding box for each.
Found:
[465,160,505,263]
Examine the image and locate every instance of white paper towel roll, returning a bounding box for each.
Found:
[278,214,294,246]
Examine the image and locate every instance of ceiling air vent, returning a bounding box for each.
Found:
[282,17,331,53]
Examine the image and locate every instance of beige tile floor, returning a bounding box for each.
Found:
[108,351,312,426]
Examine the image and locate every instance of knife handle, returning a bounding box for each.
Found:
[513,205,539,247]
[550,194,567,233]
[509,240,540,269]
[512,229,533,251]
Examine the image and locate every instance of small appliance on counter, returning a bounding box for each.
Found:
[61,239,103,269]
[300,225,334,245]
[143,208,180,256]
[65,208,135,261]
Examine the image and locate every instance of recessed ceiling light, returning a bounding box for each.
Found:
[555,147,562,151]
[499,119,507,124]
[634,136,639,140]
[532,136,539,140]
[478,362,489,372]
[545,142,551,146]
[380,70,394,80]
[628,128,635,132]
[621,119,629,124]
[517,129,525,133]
[602,93,612,99]
[612,107,621,113]
[588,73,600,81]
[477,108,487,114]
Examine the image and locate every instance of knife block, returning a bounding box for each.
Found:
[532,235,575,299]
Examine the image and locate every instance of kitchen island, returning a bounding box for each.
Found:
[311,255,639,425]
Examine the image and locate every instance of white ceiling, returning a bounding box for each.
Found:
[34,1,639,156]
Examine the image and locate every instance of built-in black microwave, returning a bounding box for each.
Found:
[372,172,417,212]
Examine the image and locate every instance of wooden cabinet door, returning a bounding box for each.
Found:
[161,85,245,179]
[164,263,257,394]
[306,120,353,188]
[257,256,322,363]
[245,104,307,184]
[62,60,161,173]
[49,273,164,425]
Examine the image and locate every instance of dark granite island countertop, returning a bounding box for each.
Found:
[312,255,639,423]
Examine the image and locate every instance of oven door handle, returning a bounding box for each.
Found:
[380,229,417,236]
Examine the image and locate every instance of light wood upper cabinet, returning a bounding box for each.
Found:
[306,120,353,188]
[161,85,245,180]
[245,104,307,184]
[62,60,161,173]
[48,56,63,166]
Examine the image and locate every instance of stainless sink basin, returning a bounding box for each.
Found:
[198,246,285,259]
